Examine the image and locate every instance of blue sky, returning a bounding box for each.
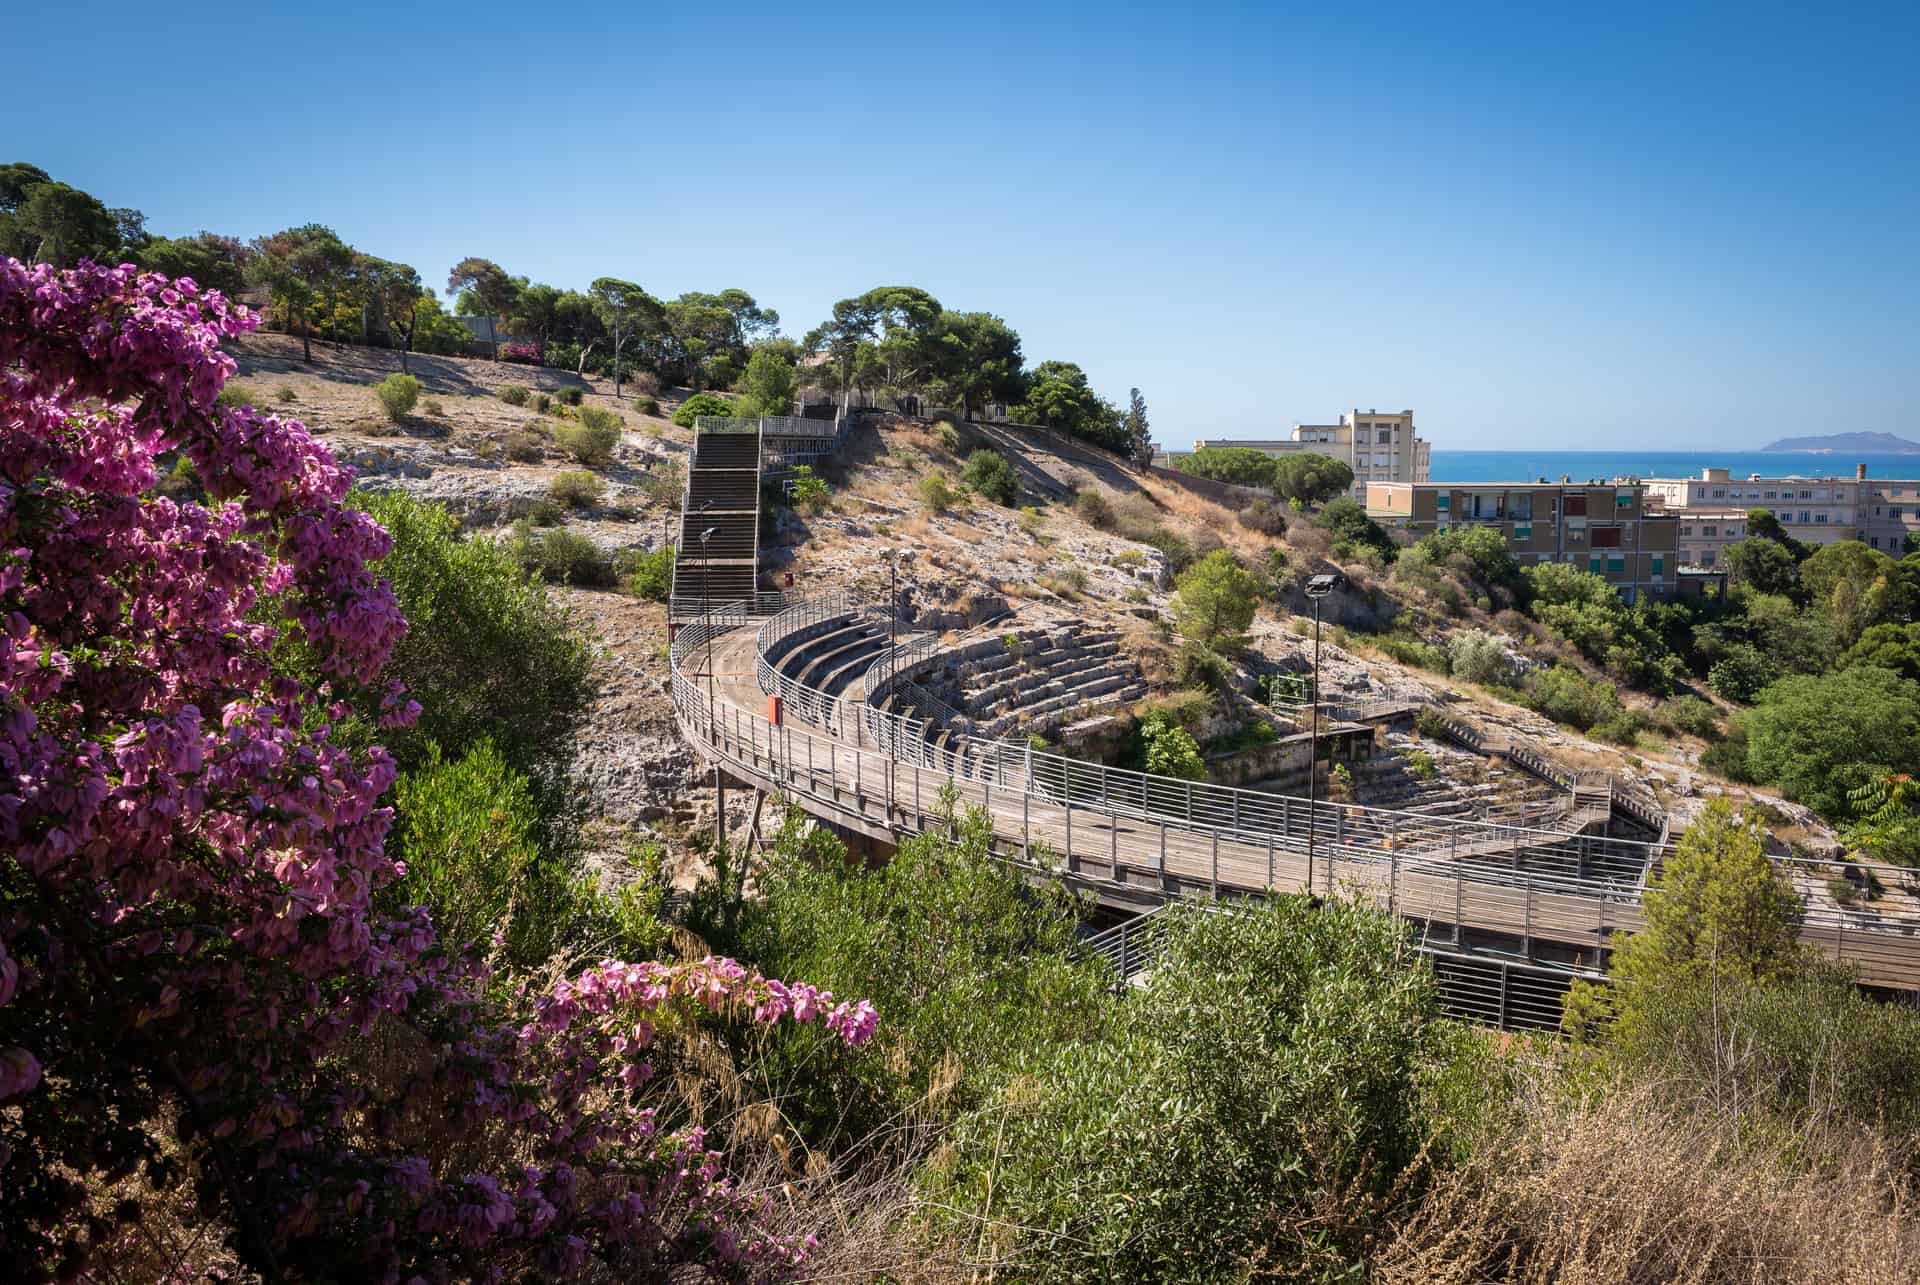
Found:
[7,1,1915,450]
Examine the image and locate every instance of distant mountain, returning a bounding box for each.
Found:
[1761,432,1920,454]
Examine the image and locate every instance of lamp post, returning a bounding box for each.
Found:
[1303,572,1344,897]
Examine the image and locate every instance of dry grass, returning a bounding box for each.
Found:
[1381,1084,1920,1284]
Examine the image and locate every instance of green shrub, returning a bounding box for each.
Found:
[503,431,545,463]
[724,802,1111,1142]
[1592,710,1646,746]
[671,391,736,427]
[549,470,606,509]
[1134,709,1206,779]
[618,544,675,602]
[555,407,622,465]
[787,465,830,513]
[1142,688,1214,733]
[1073,489,1114,530]
[349,489,594,777]
[392,742,668,970]
[636,395,660,416]
[499,384,531,407]
[1709,643,1777,703]
[1522,664,1621,731]
[533,393,551,413]
[1448,628,1512,685]
[918,471,957,513]
[392,741,569,967]
[372,372,422,422]
[212,382,260,411]
[1415,705,1454,741]
[1406,749,1437,779]
[636,456,685,506]
[527,497,566,527]
[1377,633,1449,673]
[518,526,615,588]
[963,449,1020,506]
[1237,497,1288,535]
[276,385,297,403]
[557,385,585,406]
[935,419,963,453]
[1176,640,1234,692]
[934,897,1439,1281]
[1660,694,1720,738]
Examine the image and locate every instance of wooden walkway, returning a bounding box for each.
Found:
[672,622,1920,992]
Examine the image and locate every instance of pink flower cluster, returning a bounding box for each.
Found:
[499,341,543,365]
[0,258,875,1281]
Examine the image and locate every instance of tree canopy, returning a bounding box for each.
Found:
[1174,550,1260,651]
[1742,666,1920,817]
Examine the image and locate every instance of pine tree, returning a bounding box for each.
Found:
[1124,386,1152,469]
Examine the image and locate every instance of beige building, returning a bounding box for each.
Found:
[1668,508,1750,569]
[1645,465,1920,560]
[1195,407,1430,498]
[1367,480,1680,602]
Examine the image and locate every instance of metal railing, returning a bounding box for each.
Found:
[696,414,845,439]
[749,598,1665,891]
[685,595,1920,991]
[1080,902,1599,1030]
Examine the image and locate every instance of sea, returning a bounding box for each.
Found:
[1429,449,1920,484]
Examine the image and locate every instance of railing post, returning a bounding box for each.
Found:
[1066,805,1074,873]
[1159,821,1167,881]
[1267,833,1275,891]
[1524,881,1534,958]
[1111,810,1120,881]
[1211,830,1219,896]
[1389,848,1399,914]
[1021,788,1028,855]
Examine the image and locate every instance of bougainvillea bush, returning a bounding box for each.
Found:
[0,258,873,1280]
[500,341,543,365]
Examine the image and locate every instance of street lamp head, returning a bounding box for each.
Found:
[700,526,718,542]
[1304,572,1345,599]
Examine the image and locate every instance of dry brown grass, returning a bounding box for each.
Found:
[1381,1084,1920,1284]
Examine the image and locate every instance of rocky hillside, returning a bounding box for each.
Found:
[244,337,1837,866]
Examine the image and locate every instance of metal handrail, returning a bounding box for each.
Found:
[696,414,844,439]
[705,595,1920,982]
[749,597,1662,887]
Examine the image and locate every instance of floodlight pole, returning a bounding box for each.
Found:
[1307,591,1322,896]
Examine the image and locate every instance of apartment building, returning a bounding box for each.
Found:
[1367,481,1679,602]
[1194,407,1431,498]
[1856,474,1920,554]
[1669,509,1749,568]
[1645,465,1920,560]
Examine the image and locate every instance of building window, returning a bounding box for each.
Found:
[1702,525,1717,537]
[1591,526,1624,549]
[1712,489,1725,498]
[1680,525,1694,536]
[1376,429,1391,443]
[1816,512,1829,524]
[1871,537,1880,548]
[1702,550,1716,567]
[1800,490,1812,499]
[1436,494,1450,511]
[1764,490,1777,499]
[1589,554,1604,574]
[1564,494,1588,517]
[1800,512,1811,523]
[1608,554,1626,575]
